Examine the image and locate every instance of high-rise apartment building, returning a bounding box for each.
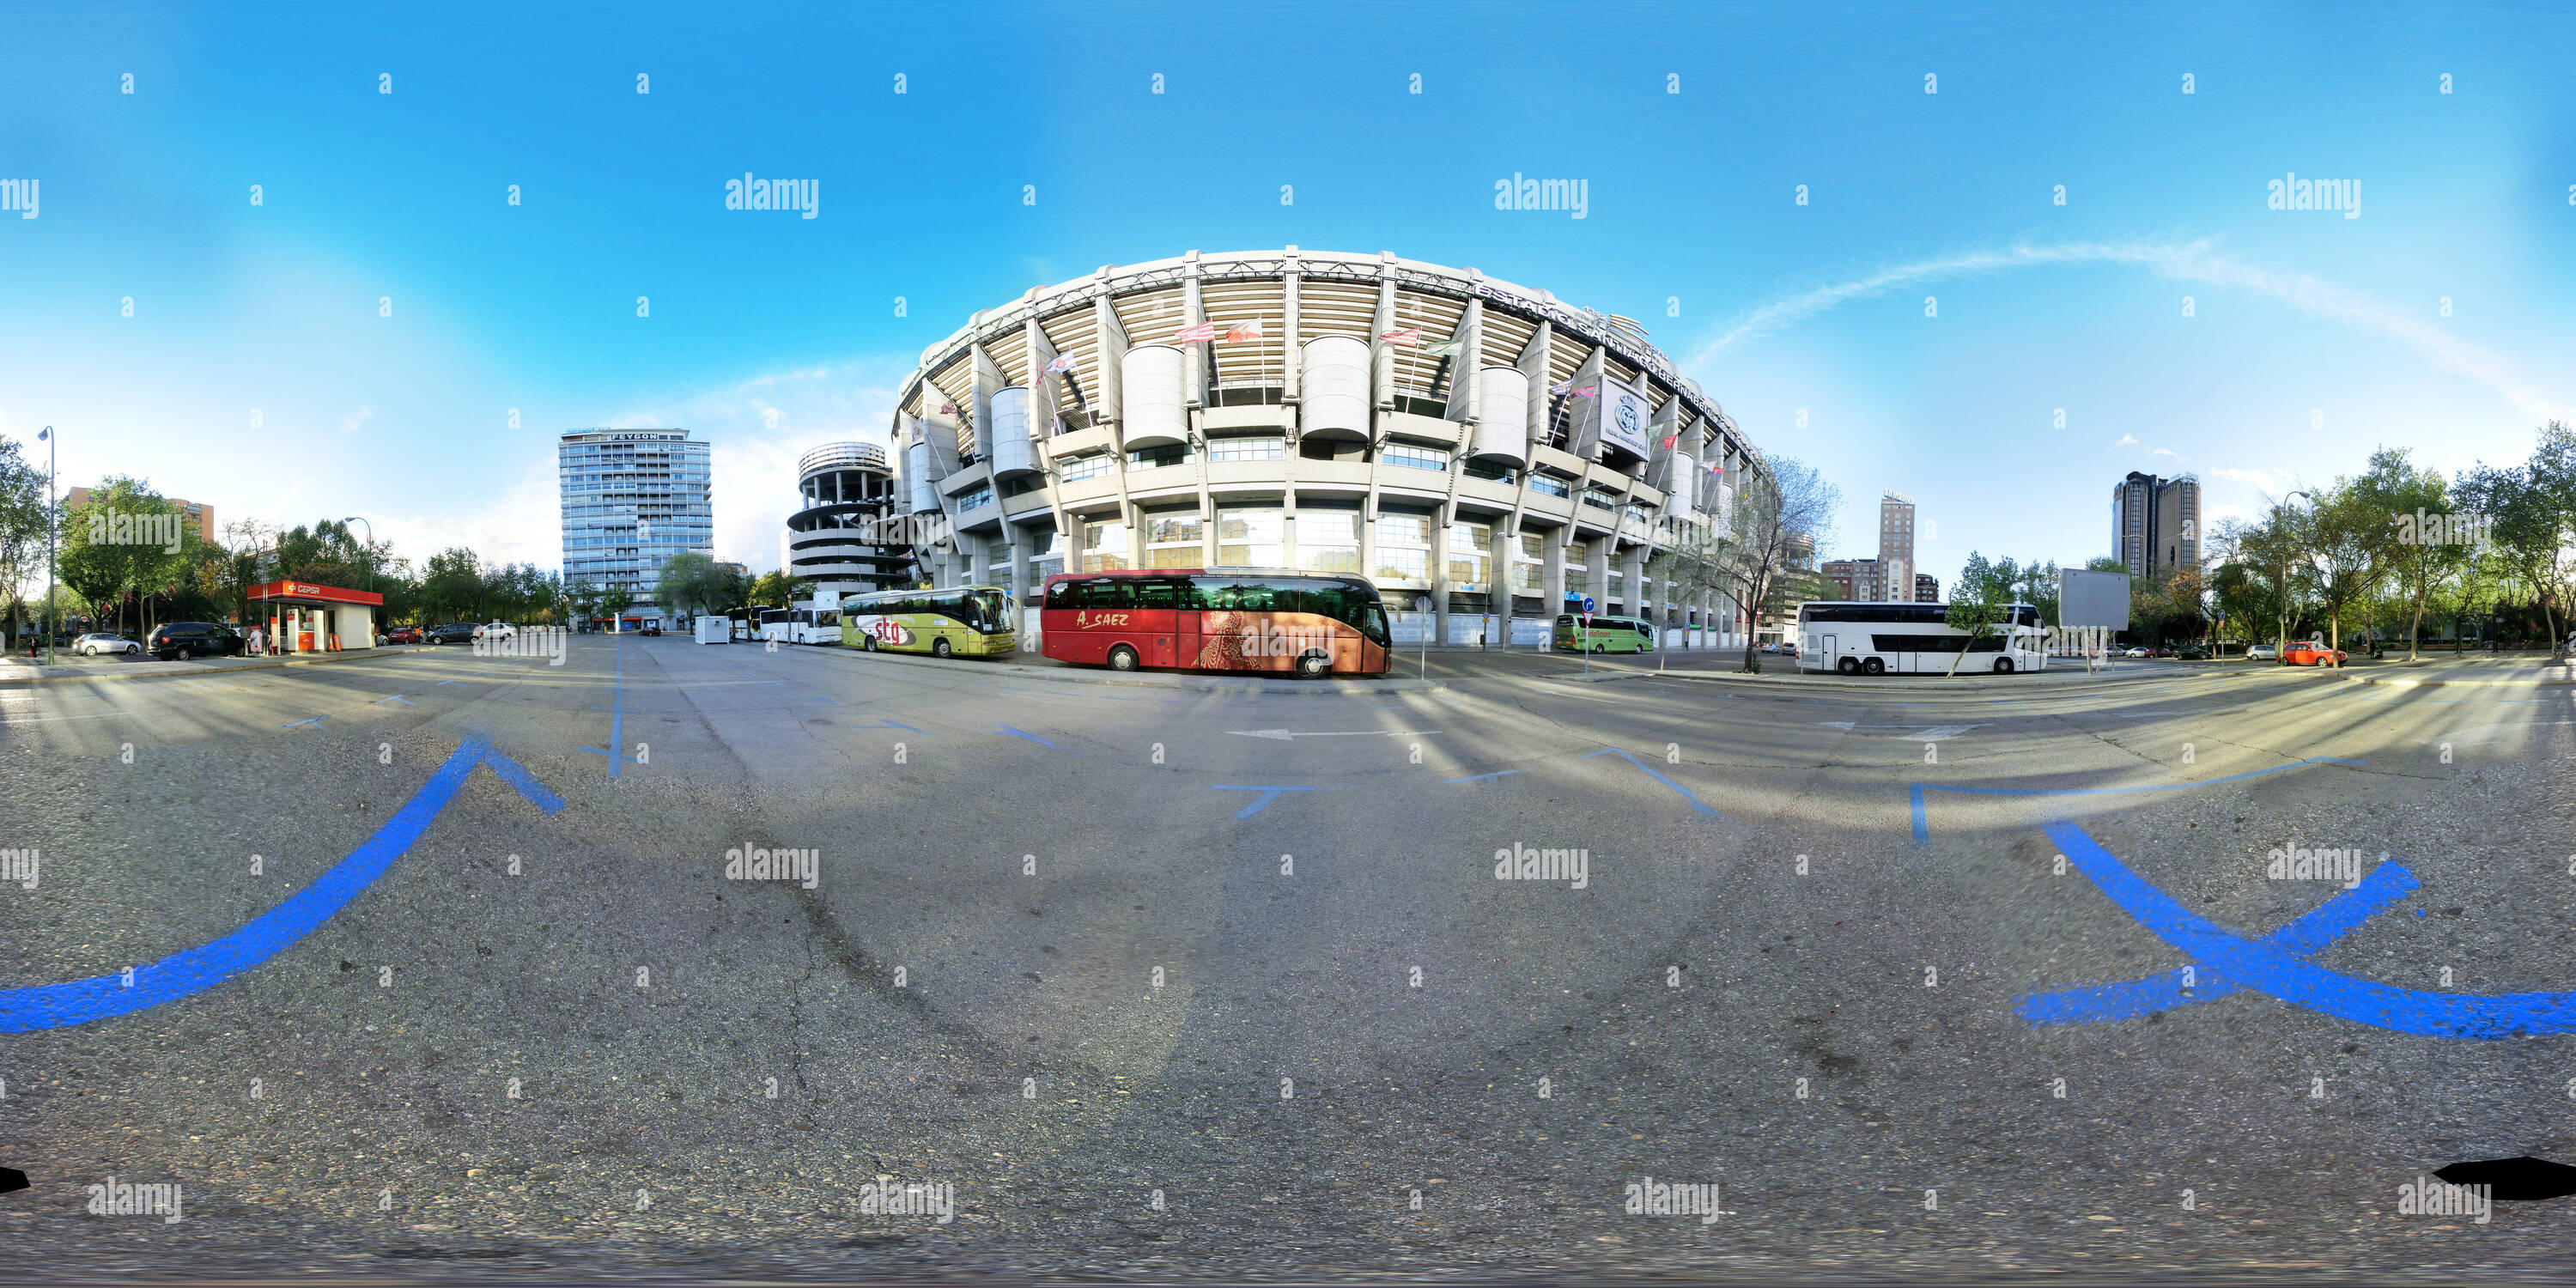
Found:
[63,487,214,544]
[1877,491,1917,601]
[1820,557,1885,602]
[559,428,714,626]
[2111,471,2200,581]
[1915,572,1940,603]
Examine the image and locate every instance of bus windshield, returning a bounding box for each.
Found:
[972,589,1010,632]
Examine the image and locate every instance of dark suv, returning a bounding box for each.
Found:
[425,622,477,644]
[148,622,246,660]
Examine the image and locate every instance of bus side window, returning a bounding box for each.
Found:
[1046,581,1072,609]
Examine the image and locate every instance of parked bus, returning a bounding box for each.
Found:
[840,586,1016,659]
[758,607,842,646]
[1796,601,2048,675]
[1040,568,1391,677]
[1553,613,1656,654]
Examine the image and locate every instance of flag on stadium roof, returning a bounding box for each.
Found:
[1172,320,1218,343]
[1047,354,1077,374]
[1377,327,1421,347]
[1221,318,1265,342]
[1422,337,1466,357]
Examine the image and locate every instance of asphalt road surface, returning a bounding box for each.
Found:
[3,638,2573,1280]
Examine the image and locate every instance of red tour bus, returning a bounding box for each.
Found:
[1040,568,1393,677]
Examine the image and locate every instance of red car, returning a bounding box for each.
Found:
[385,625,422,644]
[2282,641,2347,666]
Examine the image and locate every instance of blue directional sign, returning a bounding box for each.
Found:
[1581,596,1595,615]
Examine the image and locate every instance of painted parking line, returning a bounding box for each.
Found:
[853,719,927,732]
[1209,784,1346,818]
[0,736,562,1032]
[994,726,1067,750]
[282,716,326,730]
[2028,821,2576,1038]
[375,695,415,707]
[2020,857,2418,1024]
[1908,756,2366,846]
[1582,747,1726,820]
[1446,769,1528,784]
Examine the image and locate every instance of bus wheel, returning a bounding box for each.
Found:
[1296,651,1331,679]
[860,634,876,651]
[1993,657,2015,674]
[933,637,953,659]
[1836,657,1859,675]
[1862,657,1884,675]
[1108,645,1139,671]
[1590,642,1607,654]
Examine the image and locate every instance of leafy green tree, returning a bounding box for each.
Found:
[58,477,194,636]
[2351,447,2472,659]
[1941,550,2015,677]
[0,436,49,645]
[654,551,736,618]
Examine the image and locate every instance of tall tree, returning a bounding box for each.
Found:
[0,436,47,645]
[2351,447,2471,659]
[1708,457,1838,674]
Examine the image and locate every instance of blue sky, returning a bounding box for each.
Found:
[2,0,2570,579]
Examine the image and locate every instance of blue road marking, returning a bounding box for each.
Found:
[1209,785,1338,818]
[2020,859,2418,1024]
[604,634,625,778]
[1446,769,1528,784]
[994,726,1062,748]
[435,680,462,686]
[1583,747,1725,819]
[0,736,562,1032]
[282,716,325,730]
[802,695,841,706]
[375,695,415,707]
[1909,756,2366,846]
[853,719,926,732]
[2028,821,2576,1038]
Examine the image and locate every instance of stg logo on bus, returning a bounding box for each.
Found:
[1070,611,1131,629]
[868,619,914,647]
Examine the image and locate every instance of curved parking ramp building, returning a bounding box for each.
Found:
[786,441,911,601]
[888,249,1765,646]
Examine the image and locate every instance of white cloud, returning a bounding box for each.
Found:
[605,360,907,572]
[2149,447,2180,459]
[1692,238,2568,421]
[337,406,375,434]
[2207,465,2281,491]
[2114,434,2139,447]
[364,453,560,572]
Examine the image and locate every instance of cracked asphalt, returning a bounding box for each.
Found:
[3,637,2573,1281]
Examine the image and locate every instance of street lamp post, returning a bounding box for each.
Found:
[37,426,54,667]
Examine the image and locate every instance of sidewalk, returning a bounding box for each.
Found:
[0,645,435,686]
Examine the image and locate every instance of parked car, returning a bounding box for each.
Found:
[2283,641,2348,666]
[2123,646,2150,658]
[474,621,516,642]
[641,623,662,636]
[146,622,245,660]
[2177,646,2210,660]
[426,622,477,645]
[2245,643,2279,661]
[73,631,140,657]
[384,625,423,645]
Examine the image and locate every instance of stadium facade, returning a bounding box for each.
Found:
[887,249,1765,645]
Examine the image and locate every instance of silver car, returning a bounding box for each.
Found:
[74,632,140,656]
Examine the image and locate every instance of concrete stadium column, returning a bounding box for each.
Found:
[1009,537,1030,609]
[1587,539,1610,616]
[1489,524,1513,649]
[1620,549,1646,621]
[1431,513,1450,647]
[1542,527,1568,647]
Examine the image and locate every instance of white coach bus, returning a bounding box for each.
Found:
[758,606,843,646]
[1796,601,2048,676]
